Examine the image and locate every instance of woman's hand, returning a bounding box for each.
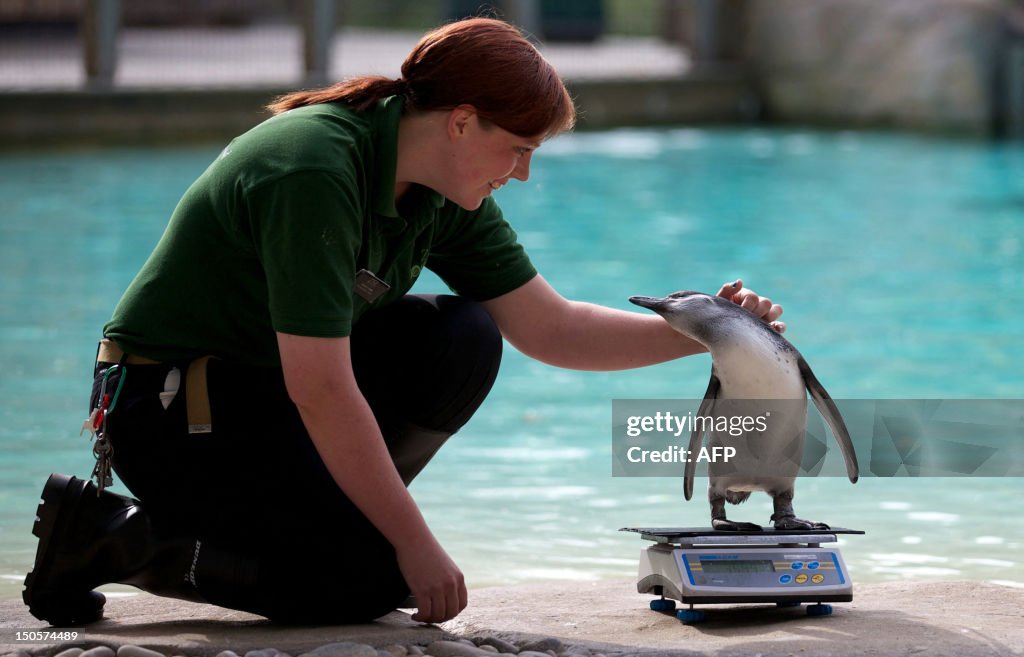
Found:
[396,534,467,623]
[717,279,786,333]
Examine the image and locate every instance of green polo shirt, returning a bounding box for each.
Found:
[104,96,537,366]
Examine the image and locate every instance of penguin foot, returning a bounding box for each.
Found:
[772,515,830,531]
[712,518,763,532]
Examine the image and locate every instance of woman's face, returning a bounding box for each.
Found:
[446,109,539,211]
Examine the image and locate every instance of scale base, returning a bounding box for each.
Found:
[649,599,834,624]
[642,583,852,605]
[623,526,863,622]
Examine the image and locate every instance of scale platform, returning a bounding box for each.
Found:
[621,526,865,623]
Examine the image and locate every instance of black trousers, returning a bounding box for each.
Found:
[93,295,502,622]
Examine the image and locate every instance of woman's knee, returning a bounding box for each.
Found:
[431,295,503,373]
[351,294,503,433]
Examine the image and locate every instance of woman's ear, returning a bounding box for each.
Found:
[447,105,477,141]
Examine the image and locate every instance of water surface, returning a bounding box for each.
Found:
[1,127,1022,598]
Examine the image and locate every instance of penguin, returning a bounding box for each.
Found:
[629,290,859,531]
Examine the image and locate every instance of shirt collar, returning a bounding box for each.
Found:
[372,95,445,219]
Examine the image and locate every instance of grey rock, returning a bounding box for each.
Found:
[379,645,407,657]
[518,641,563,655]
[54,649,84,657]
[246,650,281,657]
[515,652,553,657]
[298,643,378,657]
[117,642,162,654]
[82,647,117,657]
[424,641,492,657]
[616,653,698,657]
[476,647,498,654]
[476,639,517,655]
[406,647,424,657]
[743,0,1010,132]
[215,652,242,657]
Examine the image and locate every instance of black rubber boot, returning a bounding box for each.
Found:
[23,473,215,625]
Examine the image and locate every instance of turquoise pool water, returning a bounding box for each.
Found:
[1,127,1022,600]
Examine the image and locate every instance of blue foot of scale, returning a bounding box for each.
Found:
[676,608,706,624]
[650,599,676,612]
[807,603,833,617]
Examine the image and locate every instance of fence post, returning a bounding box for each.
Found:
[1004,42,1024,138]
[662,0,747,69]
[1004,9,1024,138]
[693,0,719,63]
[82,0,120,89]
[303,0,336,86]
[661,0,687,46]
[504,0,542,40]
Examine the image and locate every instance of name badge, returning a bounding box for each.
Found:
[354,269,391,303]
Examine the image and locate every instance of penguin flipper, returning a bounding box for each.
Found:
[798,357,859,483]
[686,372,720,500]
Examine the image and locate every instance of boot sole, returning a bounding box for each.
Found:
[23,473,106,625]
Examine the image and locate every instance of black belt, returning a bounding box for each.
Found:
[97,339,213,434]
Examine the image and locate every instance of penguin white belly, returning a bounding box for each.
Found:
[713,337,805,401]
[707,338,809,497]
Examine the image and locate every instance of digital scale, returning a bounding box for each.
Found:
[621,527,865,623]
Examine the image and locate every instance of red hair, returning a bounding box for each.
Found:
[268,18,576,139]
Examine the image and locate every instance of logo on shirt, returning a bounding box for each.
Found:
[410,249,429,279]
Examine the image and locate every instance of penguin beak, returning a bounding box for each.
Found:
[629,296,666,311]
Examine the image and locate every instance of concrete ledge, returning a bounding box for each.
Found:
[565,71,758,129]
[0,88,284,148]
[0,73,755,149]
[2,579,1022,657]
[0,595,452,657]
[446,579,1024,656]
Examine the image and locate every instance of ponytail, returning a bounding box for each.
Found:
[266,18,575,139]
[267,76,407,114]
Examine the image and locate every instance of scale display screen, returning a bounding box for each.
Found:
[699,559,776,573]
